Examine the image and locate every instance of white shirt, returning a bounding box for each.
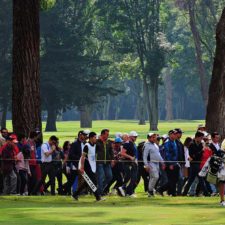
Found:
[212,142,220,151]
[83,143,96,173]
[184,146,190,168]
[41,142,52,163]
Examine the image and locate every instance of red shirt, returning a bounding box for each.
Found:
[200,147,213,169]
[0,142,19,156]
[27,139,37,166]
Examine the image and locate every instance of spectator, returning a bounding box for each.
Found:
[36,136,59,195]
[182,131,210,196]
[157,130,179,196]
[143,133,164,197]
[67,130,89,196]
[16,144,31,195]
[96,129,113,196]
[72,132,103,201]
[121,131,138,197]
[0,134,19,195]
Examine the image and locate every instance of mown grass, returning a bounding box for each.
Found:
[6,119,203,144]
[0,194,224,225]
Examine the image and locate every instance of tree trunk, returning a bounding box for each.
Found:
[149,78,158,131]
[0,102,8,129]
[138,82,146,125]
[188,0,208,106]
[143,76,152,130]
[103,95,110,120]
[143,75,158,131]
[164,71,173,120]
[206,7,225,139]
[80,105,92,128]
[114,98,120,120]
[12,0,41,137]
[45,107,57,131]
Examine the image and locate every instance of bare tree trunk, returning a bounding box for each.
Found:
[143,76,152,130]
[45,107,57,131]
[206,7,225,139]
[12,0,41,137]
[80,105,92,128]
[149,78,158,131]
[114,98,120,120]
[103,95,110,120]
[188,0,208,106]
[138,82,146,125]
[164,70,173,120]
[0,101,8,129]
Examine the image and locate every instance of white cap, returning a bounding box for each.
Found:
[147,133,156,138]
[162,134,168,139]
[115,132,122,138]
[83,129,90,135]
[129,131,138,137]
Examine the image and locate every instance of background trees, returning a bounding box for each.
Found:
[1,0,225,132]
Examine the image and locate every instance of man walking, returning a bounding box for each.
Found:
[143,133,164,197]
[72,132,103,201]
[67,130,89,195]
[121,131,138,197]
[35,136,58,195]
[96,129,113,196]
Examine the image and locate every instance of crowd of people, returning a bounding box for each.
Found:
[0,125,225,205]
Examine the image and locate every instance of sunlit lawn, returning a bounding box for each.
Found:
[0,194,224,225]
[6,119,203,144]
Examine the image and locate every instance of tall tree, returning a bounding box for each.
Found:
[97,0,169,130]
[12,0,41,136]
[206,7,225,138]
[187,0,209,106]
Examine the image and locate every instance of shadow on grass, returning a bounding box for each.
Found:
[0,195,218,209]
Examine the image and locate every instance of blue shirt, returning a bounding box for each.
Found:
[164,139,178,166]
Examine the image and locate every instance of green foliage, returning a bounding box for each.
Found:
[40,0,56,10]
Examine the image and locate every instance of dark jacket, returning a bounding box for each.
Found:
[1,144,15,174]
[175,139,185,165]
[164,139,178,166]
[67,139,85,168]
[189,140,203,165]
[96,139,113,164]
[209,143,224,157]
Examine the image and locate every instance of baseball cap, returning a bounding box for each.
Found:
[198,124,205,129]
[115,132,122,138]
[8,133,18,143]
[168,130,178,135]
[114,137,123,143]
[79,130,90,136]
[147,133,156,138]
[129,131,138,137]
[162,134,168,139]
[175,128,184,134]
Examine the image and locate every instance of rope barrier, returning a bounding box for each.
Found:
[0,158,217,163]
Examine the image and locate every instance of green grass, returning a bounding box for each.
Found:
[6,119,204,144]
[0,195,224,225]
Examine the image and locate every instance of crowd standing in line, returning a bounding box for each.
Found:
[1,125,225,205]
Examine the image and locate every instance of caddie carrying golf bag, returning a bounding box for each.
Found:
[207,155,223,184]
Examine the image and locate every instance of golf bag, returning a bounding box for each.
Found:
[206,155,223,184]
